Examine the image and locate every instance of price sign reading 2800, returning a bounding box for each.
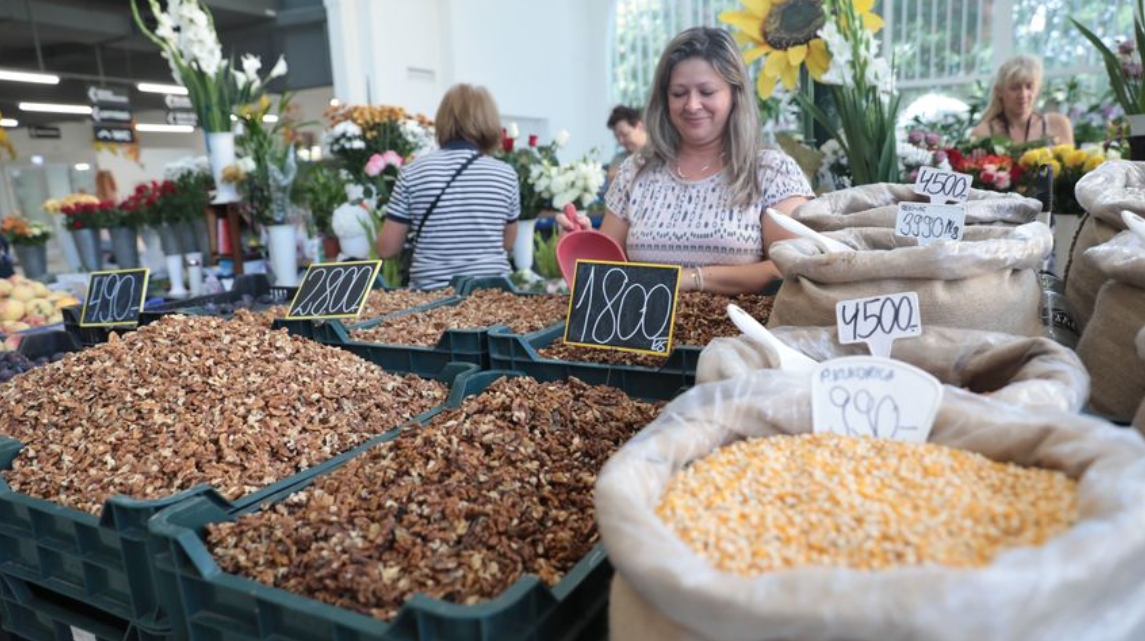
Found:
[80,268,150,327]
[286,261,382,320]
[563,260,681,356]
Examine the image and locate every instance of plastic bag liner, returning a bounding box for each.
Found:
[1076,230,1145,421]
[790,182,1042,231]
[1067,160,1145,327]
[1135,327,1145,433]
[767,222,1051,337]
[595,370,1145,641]
[695,326,1090,413]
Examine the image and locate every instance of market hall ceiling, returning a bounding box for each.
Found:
[0,0,332,126]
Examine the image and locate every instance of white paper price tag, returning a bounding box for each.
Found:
[913,166,971,203]
[895,202,965,246]
[812,356,943,443]
[70,627,97,641]
[836,292,922,358]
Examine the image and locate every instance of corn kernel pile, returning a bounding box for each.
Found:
[656,433,1079,574]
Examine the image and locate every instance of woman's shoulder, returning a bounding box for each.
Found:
[754,147,806,176]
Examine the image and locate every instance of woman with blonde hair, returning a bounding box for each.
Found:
[558,26,813,295]
[971,55,1074,146]
[376,83,519,289]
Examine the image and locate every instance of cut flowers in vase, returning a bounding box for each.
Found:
[59,199,118,231]
[1017,144,1111,213]
[322,104,436,207]
[495,126,601,219]
[236,95,300,226]
[0,213,51,246]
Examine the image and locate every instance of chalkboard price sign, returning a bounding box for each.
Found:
[563,259,681,356]
[80,268,150,327]
[286,260,382,320]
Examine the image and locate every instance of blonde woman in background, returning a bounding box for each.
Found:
[971,55,1075,146]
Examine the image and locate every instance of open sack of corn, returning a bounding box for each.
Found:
[1076,229,1145,421]
[790,183,1041,231]
[595,370,1145,641]
[696,326,1089,413]
[1068,160,1145,328]
[766,223,1051,337]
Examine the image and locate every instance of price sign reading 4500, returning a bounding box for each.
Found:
[563,259,681,356]
[80,268,149,327]
[286,261,382,320]
[835,292,922,358]
[913,166,971,203]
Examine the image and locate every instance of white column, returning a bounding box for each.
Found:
[990,0,1015,67]
[324,0,371,104]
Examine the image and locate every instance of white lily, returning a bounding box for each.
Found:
[267,55,288,80]
[554,130,570,147]
[241,54,262,79]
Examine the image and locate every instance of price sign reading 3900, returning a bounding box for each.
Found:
[287,261,382,320]
[563,260,680,356]
[835,292,922,358]
[80,268,149,327]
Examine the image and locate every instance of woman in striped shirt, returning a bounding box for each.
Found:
[377,84,519,290]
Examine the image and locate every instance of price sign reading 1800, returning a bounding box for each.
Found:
[286,261,382,320]
[563,260,681,356]
[80,268,149,327]
[835,292,922,358]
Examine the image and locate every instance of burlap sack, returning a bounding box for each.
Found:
[790,183,1042,231]
[695,326,1089,413]
[596,370,1145,641]
[1067,160,1145,328]
[1076,231,1145,421]
[767,222,1051,337]
[1135,328,1145,433]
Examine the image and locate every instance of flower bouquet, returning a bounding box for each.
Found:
[945,148,1021,192]
[1017,145,1109,213]
[493,125,593,220]
[322,104,436,207]
[1,213,51,279]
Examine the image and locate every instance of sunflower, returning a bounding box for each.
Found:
[720,0,884,99]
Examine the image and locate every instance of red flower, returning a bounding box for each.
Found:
[528,134,538,147]
[502,137,514,152]
[71,221,82,230]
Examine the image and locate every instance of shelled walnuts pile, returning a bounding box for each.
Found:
[351,290,567,346]
[358,287,454,320]
[0,316,447,514]
[207,376,661,620]
[538,292,775,366]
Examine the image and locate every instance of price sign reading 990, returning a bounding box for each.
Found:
[811,356,942,444]
[80,269,149,327]
[563,260,681,356]
[286,261,382,320]
[835,292,922,358]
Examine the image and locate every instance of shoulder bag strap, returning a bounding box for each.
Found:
[408,152,480,249]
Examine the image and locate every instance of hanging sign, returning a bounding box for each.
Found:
[286,261,382,320]
[87,85,129,106]
[811,356,943,444]
[93,124,135,144]
[91,106,133,124]
[563,259,681,356]
[80,268,150,327]
[835,291,922,359]
[164,94,194,110]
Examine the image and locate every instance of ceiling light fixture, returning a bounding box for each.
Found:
[0,69,60,85]
[74,163,91,171]
[135,123,194,133]
[137,82,189,95]
[262,114,279,123]
[19,102,92,115]
[0,118,17,127]
[329,98,341,107]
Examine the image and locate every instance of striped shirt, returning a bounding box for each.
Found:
[386,145,520,290]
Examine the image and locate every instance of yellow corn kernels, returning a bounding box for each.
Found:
[656,433,1079,575]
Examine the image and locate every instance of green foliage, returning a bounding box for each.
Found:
[1071,0,1145,115]
[296,162,347,235]
[533,231,561,279]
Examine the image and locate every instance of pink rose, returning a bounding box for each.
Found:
[381,150,404,168]
[364,153,386,177]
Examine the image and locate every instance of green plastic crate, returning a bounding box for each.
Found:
[0,575,168,641]
[487,325,693,401]
[0,360,476,636]
[148,370,619,641]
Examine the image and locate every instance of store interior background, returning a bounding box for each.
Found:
[0,0,1132,272]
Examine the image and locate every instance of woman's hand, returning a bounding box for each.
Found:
[555,203,592,233]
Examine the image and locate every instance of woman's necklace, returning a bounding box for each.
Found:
[673,153,725,180]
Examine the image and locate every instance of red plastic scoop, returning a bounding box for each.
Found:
[554,204,626,286]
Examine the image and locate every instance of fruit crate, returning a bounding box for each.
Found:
[487,324,694,401]
[0,575,168,641]
[0,360,477,636]
[319,277,560,372]
[148,370,614,641]
[16,331,81,362]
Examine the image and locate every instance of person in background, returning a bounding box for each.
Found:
[606,105,648,185]
[971,55,1074,146]
[558,27,813,295]
[376,83,519,290]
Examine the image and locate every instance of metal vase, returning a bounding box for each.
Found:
[71,227,102,272]
[191,215,212,258]
[12,244,47,280]
[109,226,140,269]
[155,223,184,256]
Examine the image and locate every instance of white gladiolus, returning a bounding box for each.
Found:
[506,122,519,139]
[237,156,257,174]
[267,55,288,80]
[554,130,571,147]
[232,68,248,89]
[241,54,262,79]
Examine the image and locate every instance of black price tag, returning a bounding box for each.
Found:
[80,269,150,327]
[563,259,681,356]
[286,261,382,320]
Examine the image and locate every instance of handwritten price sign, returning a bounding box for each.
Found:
[80,268,149,327]
[895,202,965,246]
[563,259,680,356]
[286,261,382,320]
[913,166,971,204]
[836,292,922,358]
[811,356,943,443]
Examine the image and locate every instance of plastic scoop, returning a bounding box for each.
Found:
[556,205,627,286]
[727,303,818,373]
[1123,210,1145,243]
[764,208,855,253]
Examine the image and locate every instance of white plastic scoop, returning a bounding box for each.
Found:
[1122,210,1145,243]
[764,208,855,253]
[727,303,818,373]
